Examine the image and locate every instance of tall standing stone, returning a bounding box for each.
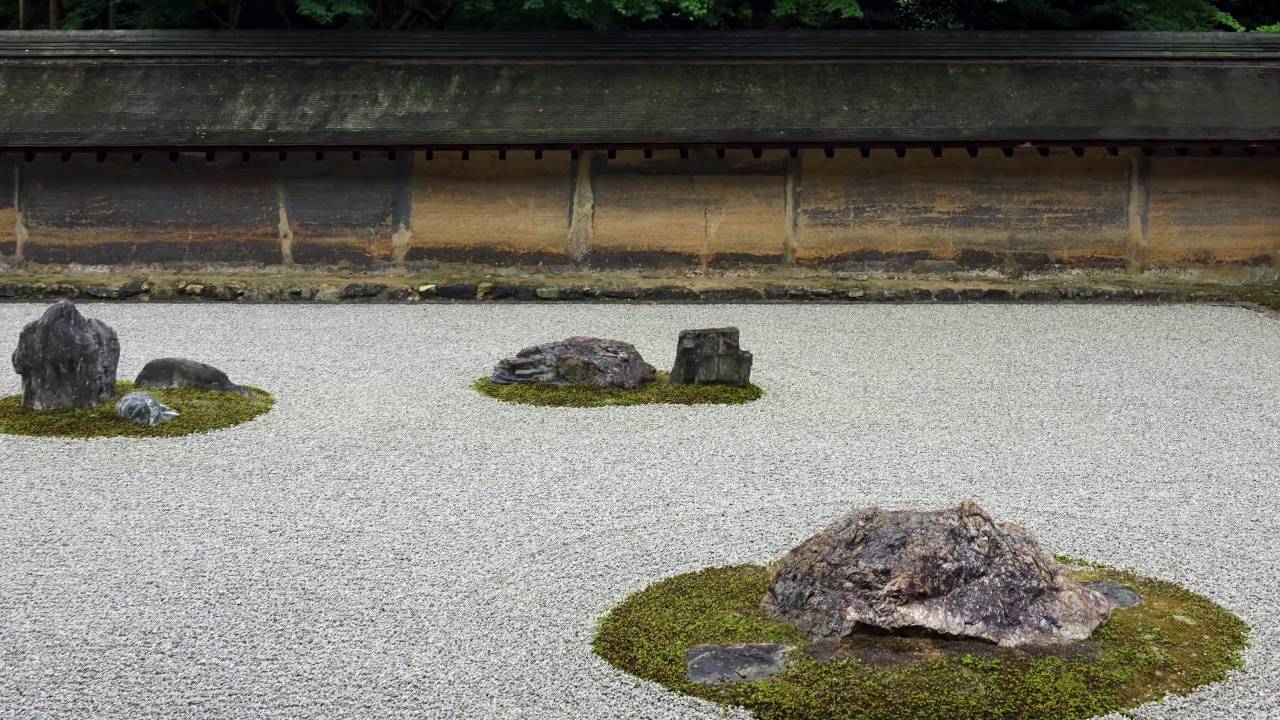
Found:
[670,327,753,386]
[11,301,120,410]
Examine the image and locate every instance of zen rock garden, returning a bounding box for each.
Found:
[474,327,762,407]
[2,301,272,437]
[594,500,1249,719]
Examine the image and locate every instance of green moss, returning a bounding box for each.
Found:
[472,372,763,407]
[594,564,1249,720]
[0,382,274,438]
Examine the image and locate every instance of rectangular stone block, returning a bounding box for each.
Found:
[794,148,1131,268]
[407,150,573,263]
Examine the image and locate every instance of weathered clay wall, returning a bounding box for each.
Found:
[1,150,1276,275]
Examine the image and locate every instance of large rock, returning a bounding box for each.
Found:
[762,500,1112,648]
[670,327,753,386]
[490,337,656,389]
[135,358,250,396]
[11,301,119,410]
[115,391,179,426]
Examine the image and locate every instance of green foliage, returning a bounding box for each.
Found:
[595,563,1250,720]
[773,0,863,28]
[4,0,1278,30]
[472,372,763,407]
[0,381,274,438]
[294,0,370,24]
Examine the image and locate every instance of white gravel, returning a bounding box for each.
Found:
[1,302,1278,720]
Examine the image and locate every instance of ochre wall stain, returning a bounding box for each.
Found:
[410,150,573,261]
[2,150,1275,271]
[1146,157,1280,265]
[592,149,788,264]
[795,148,1131,264]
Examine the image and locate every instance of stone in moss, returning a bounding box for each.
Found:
[594,563,1249,720]
[11,301,119,411]
[0,381,273,439]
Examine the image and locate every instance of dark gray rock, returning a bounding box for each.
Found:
[115,391,179,426]
[436,283,479,300]
[135,358,250,396]
[1085,581,1142,609]
[490,337,657,389]
[11,301,119,410]
[669,327,753,387]
[686,643,791,685]
[339,282,387,299]
[762,500,1112,648]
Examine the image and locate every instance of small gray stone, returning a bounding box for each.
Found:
[135,358,251,396]
[686,643,791,685]
[669,327,753,387]
[1086,580,1143,609]
[11,301,120,410]
[115,392,179,426]
[490,337,656,389]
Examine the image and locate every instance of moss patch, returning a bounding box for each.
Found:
[472,372,763,407]
[595,564,1249,720]
[0,381,273,438]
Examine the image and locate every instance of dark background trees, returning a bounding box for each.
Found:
[2,0,1278,31]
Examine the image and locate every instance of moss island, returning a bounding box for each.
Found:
[472,372,763,408]
[594,563,1249,720]
[0,381,274,438]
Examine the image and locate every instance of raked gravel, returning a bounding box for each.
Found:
[1,302,1278,720]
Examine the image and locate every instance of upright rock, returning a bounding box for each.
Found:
[11,301,119,410]
[135,358,251,396]
[490,337,656,389]
[762,500,1111,648]
[670,327,753,386]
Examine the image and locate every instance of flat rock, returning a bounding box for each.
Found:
[115,392,179,426]
[670,327,753,386]
[11,301,119,410]
[686,643,791,684]
[1085,581,1142,609]
[135,358,250,396]
[490,337,656,389]
[762,500,1112,648]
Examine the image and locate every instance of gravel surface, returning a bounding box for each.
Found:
[1,302,1278,720]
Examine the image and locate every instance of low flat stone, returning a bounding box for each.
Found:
[116,391,179,426]
[339,282,386,299]
[11,301,119,410]
[669,327,753,387]
[686,643,791,684]
[1086,581,1142,609]
[763,500,1112,648]
[135,358,251,396]
[490,337,656,389]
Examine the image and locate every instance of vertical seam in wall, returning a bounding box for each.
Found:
[13,165,27,260]
[1127,151,1151,274]
[390,151,414,265]
[568,152,595,261]
[275,180,294,265]
[783,153,801,263]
